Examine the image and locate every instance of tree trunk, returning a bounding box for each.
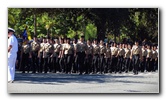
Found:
[96,21,106,41]
[114,33,116,43]
[34,13,37,36]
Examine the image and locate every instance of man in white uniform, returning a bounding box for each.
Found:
[8,28,18,83]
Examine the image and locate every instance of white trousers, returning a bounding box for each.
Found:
[8,53,17,81]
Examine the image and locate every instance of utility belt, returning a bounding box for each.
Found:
[77,51,85,54]
[118,55,123,57]
[23,52,29,55]
[93,54,99,56]
[80,51,85,53]
[31,51,38,55]
[53,52,59,57]
[45,52,52,56]
[112,55,117,57]
[124,57,130,59]
[133,54,140,56]
[100,54,104,57]
[23,51,30,54]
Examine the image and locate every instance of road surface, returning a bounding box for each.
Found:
[8,71,159,93]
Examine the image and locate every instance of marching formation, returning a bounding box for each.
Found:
[17,36,158,75]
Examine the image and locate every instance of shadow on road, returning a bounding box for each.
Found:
[14,72,148,85]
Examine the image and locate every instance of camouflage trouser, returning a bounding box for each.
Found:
[43,53,52,73]
[132,54,140,74]
[31,51,38,73]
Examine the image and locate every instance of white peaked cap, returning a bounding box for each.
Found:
[8,27,15,33]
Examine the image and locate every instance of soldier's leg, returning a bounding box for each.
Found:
[116,56,120,73]
[104,58,107,73]
[99,56,102,73]
[43,58,48,73]
[111,57,115,73]
[119,56,123,73]
[21,53,26,73]
[146,58,150,72]
[124,58,127,73]
[134,55,140,74]
[66,54,70,74]
[31,52,36,73]
[74,54,78,73]
[35,52,39,73]
[94,55,98,73]
[89,55,93,74]
[84,57,88,74]
[142,56,146,72]
[69,54,73,74]
[24,53,30,73]
[132,55,135,74]
[38,52,43,73]
[92,56,95,73]
[79,52,86,75]
[101,55,104,74]
[52,56,56,73]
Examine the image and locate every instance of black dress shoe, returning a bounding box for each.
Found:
[8,80,14,83]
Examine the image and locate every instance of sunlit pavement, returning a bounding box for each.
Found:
[8,71,159,93]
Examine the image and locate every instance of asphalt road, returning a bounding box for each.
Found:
[7,71,159,93]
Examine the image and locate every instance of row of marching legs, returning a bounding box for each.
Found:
[19,52,158,75]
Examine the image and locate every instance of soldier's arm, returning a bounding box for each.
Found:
[74,44,77,57]
[8,45,12,52]
[28,45,32,58]
[29,48,32,58]
[85,44,88,58]
[92,46,94,58]
[50,45,54,57]
[43,46,45,58]
[110,49,112,59]
[37,49,40,58]
[130,47,133,59]
[116,49,119,57]
[155,51,158,61]
[60,45,64,58]
[8,37,14,52]
[139,47,142,61]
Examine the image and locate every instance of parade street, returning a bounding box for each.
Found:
[8,71,159,93]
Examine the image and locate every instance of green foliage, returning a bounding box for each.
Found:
[85,23,97,40]
[8,8,158,43]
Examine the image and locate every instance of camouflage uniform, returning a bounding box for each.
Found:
[31,40,40,73]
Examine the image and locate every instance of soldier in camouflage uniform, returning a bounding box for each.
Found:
[99,40,106,74]
[92,39,100,74]
[21,39,31,73]
[146,44,152,72]
[30,36,40,73]
[43,38,53,73]
[85,39,93,74]
[151,45,158,71]
[38,37,46,73]
[64,38,74,74]
[52,38,61,73]
[75,36,87,75]
[117,43,125,73]
[104,42,111,73]
[130,40,142,75]
[59,38,65,73]
[110,42,118,73]
[141,45,147,72]
[72,38,78,73]
[124,43,131,73]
